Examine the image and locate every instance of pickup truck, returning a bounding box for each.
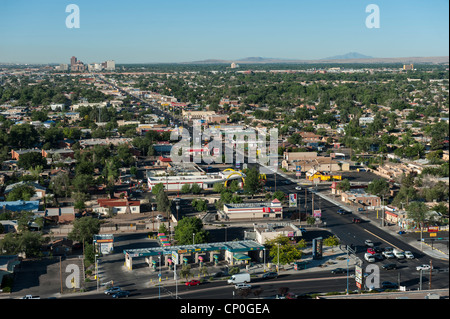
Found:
[21,295,40,299]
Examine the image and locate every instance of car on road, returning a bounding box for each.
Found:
[235,283,252,290]
[381,281,398,289]
[365,240,374,247]
[156,214,164,221]
[112,290,130,298]
[295,186,302,190]
[331,268,347,274]
[404,251,414,259]
[105,287,122,295]
[416,264,432,271]
[364,253,376,263]
[382,251,395,259]
[185,280,201,286]
[262,272,278,279]
[352,217,361,223]
[337,209,350,215]
[382,263,397,270]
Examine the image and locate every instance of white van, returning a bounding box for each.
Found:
[227,273,251,284]
[364,253,376,263]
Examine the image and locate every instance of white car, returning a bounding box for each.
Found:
[364,240,374,247]
[404,251,414,259]
[295,186,302,190]
[393,251,405,259]
[156,214,164,221]
[364,253,376,263]
[235,283,252,290]
[416,264,432,271]
[382,251,395,259]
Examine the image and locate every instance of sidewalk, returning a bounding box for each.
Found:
[317,191,449,261]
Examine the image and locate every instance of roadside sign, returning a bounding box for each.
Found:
[313,209,322,218]
[289,193,297,207]
[430,232,437,237]
[355,265,363,288]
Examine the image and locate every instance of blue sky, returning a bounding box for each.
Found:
[0,0,448,64]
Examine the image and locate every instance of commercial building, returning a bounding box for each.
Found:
[221,199,283,220]
[248,222,303,244]
[146,164,245,192]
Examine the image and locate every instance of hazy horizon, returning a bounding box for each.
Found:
[0,0,448,64]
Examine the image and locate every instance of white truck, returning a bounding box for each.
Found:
[227,273,251,284]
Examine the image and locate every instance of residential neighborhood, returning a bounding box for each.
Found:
[0,41,447,306]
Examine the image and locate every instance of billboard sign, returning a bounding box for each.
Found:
[289,193,297,207]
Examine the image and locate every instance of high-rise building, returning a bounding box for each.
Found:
[106,60,116,71]
[70,56,77,67]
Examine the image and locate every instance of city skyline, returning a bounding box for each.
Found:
[0,0,449,64]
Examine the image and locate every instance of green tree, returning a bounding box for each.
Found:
[407,202,428,234]
[174,217,210,245]
[18,152,47,170]
[244,167,261,196]
[68,217,100,245]
[265,235,305,265]
[6,184,36,201]
[367,178,390,197]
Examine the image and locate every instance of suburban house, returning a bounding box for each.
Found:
[45,207,75,224]
[93,198,141,215]
[4,181,47,199]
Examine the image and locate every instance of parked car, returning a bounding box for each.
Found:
[235,283,252,290]
[382,251,395,259]
[295,186,302,190]
[156,214,164,221]
[357,208,365,211]
[364,240,374,247]
[367,248,376,255]
[393,249,405,259]
[112,290,130,298]
[416,264,432,271]
[185,280,201,286]
[382,263,397,270]
[331,268,347,274]
[384,246,393,253]
[381,281,398,289]
[262,272,278,279]
[404,251,415,259]
[105,287,122,295]
[364,253,376,262]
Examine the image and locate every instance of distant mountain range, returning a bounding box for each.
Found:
[322,52,374,60]
[187,53,449,65]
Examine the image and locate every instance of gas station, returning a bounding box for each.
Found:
[123,240,265,270]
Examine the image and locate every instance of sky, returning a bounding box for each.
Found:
[0,0,448,64]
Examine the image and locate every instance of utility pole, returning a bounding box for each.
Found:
[429,260,432,290]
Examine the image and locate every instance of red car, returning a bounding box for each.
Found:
[367,248,376,255]
[185,280,201,286]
